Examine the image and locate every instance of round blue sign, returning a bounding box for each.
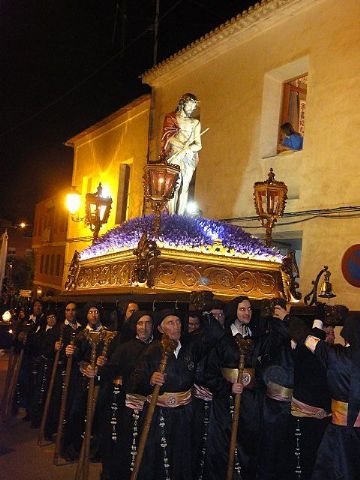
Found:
[342,244,360,288]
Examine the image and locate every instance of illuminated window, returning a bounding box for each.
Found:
[260,56,309,158]
[278,74,307,152]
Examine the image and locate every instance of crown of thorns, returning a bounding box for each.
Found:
[178,93,198,104]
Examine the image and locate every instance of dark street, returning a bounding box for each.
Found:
[0,353,101,480]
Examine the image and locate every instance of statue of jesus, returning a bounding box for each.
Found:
[161,93,202,215]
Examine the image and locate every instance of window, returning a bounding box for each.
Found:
[50,254,55,275]
[40,254,44,274]
[115,164,131,224]
[278,74,307,153]
[45,255,49,274]
[260,56,309,158]
[55,254,61,277]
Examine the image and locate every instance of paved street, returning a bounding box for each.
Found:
[0,353,101,480]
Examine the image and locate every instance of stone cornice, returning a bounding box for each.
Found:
[142,0,323,87]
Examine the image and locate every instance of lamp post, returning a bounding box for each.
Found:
[143,161,180,236]
[304,265,336,306]
[65,183,113,243]
[254,168,288,247]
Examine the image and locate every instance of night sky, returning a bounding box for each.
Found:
[0,0,256,224]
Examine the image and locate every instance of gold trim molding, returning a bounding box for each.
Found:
[70,246,290,300]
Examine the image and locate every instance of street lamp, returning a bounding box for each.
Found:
[65,183,113,243]
[65,187,82,219]
[143,161,180,236]
[304,265,336,305]
[254,168,288,247]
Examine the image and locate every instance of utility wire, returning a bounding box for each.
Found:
[226,209,360,229]
[222,205,360,223]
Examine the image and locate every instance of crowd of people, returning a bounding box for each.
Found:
[1,295,359,480]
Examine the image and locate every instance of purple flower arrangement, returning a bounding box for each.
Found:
[80,214,283,262]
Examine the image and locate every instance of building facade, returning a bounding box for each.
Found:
[62,94,151,288]
[141,0,360,308]
[32,193,68,295]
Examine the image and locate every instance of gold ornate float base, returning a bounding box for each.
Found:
[67,242,290,300]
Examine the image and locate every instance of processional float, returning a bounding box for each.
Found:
[60,95,296,479]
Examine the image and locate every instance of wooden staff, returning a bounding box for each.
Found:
[2,332,29,422]
[226,337,253,480]
[130,335,177,480]
[38,325,65,446]
[0,347,16,415]
[75,330,115,480]
[53,329,78,465]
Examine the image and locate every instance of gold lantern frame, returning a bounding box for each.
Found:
[254,168,288,246]
[143,161,180,236]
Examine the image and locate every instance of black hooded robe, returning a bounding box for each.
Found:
[308,339,360,480]
[129,337,198,480]
[99,320,152,480]
[203,328,263,480]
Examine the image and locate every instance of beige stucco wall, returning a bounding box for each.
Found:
[63,95,150,288]
[144,0,360,308]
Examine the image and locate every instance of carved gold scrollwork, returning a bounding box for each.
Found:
[65,250,80,291]
[76,269,85,289]
[83,268,93,288]
[181,265,200,287]
[71,248,287,299]
[202,267,234,288]
[110,264,119,285]
[256,272,276,295]
[157,262,178,285]
[119,263,132,286]
[92,267,101,287]
[98,265,110,285]
[132,233,161,287]
[235,271,256,293]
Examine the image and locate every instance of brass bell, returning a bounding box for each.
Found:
[318,271,336,299]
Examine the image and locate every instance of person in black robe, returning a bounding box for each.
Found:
[189,305,226,480]
[103,300,141,364]
[115,301,139,336]
[130,309,198,480]
[289,312,360,480]
[13,299,45,419]
[256,303,294,480]
[99,310,153,480]
[29,309,59,428]
[43,302,82,441]
[11,311,33,415]
[61,303,115,461]
[285,309,331,480]
[204,296,270,480]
